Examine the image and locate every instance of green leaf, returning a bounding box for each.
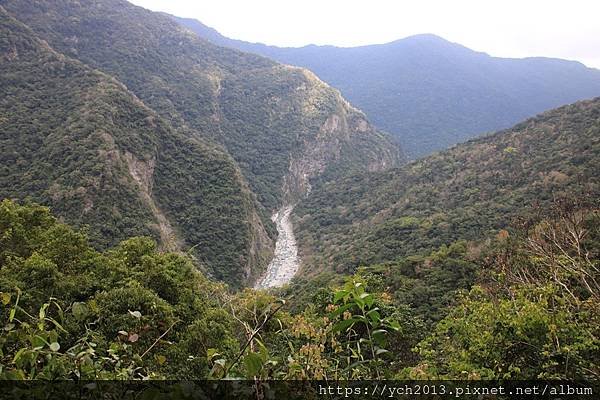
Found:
[32,335,48,348]
[388,320,401,331]
[354,297,365,309]
[351,315,368,325]
[243,352,263,377]
[254,338,269,363]
[13,348,26,364]
[372,329,387,346]
[375,348,390,356]
[331,318,358,334]
[333,290,349,304]
[49,342,60,352]
[46,317,68,333]
[363,294,375,308]
[128,310,142,319]
[207,348,220,360]
[366,309,381,323]
[39,303,49,320]
[156,355,166,365]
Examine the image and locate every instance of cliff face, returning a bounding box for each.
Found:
[280,68,402,206]
[1,0,402,286]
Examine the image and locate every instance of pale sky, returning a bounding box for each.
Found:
[129,0,600,69]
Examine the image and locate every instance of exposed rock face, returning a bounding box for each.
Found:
[124,152,155,195]
[123,151,178,251]
[283,101,401,205]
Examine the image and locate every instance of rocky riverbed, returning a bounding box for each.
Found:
[255,205,299,289]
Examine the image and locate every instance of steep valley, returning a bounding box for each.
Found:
[0,0,598,383]
[294,97,600,274]
[0,0,402,287]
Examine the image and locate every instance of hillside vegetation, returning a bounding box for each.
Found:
[1,0,598,386]
[1,196,597,381]
[1,0,401,210]
[0,0,401,287]
[176,16,600,158]
[0,8,273,286]
[294,98,600,274]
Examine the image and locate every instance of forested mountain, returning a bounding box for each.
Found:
[0,8,273,286]
[294,98,600,274]
[176,17,600,158]
[0,0,401,287]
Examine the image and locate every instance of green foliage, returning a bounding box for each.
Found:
[0,292,157,379]
[0,200,239,379]
[295,98,600,274]
[204,280,406,380]
[1,0,599,383]
[0,10,158,248]
[359,241,479,325]
[405,203,600,380]
[0,8,274,287]
[1,200,599,380]
[328,279,400,379]
[409,285,600,380]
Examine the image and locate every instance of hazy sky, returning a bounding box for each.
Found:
[129,0,600,69]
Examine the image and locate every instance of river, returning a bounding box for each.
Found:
[255,205,300,289]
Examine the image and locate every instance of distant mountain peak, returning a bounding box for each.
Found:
[174,15,600,158]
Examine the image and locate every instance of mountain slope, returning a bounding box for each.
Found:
[0,7,273,286]
[1,0,402,212]
[1,0,401,286]
[293,98,600,273]
[175,17,600,158]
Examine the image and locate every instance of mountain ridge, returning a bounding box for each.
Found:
[174,15,600,158]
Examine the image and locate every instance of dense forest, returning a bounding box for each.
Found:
[0,0,401,210]
[176,16,600,158]
[0,0,401,288]
[0,8,273,287]
[0,195,598,381]
[294,98,600,275]
[0,0,599,389]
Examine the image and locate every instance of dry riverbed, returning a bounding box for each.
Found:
[255,205,299,289]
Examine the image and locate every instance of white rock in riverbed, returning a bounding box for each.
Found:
[255,205,299,289]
